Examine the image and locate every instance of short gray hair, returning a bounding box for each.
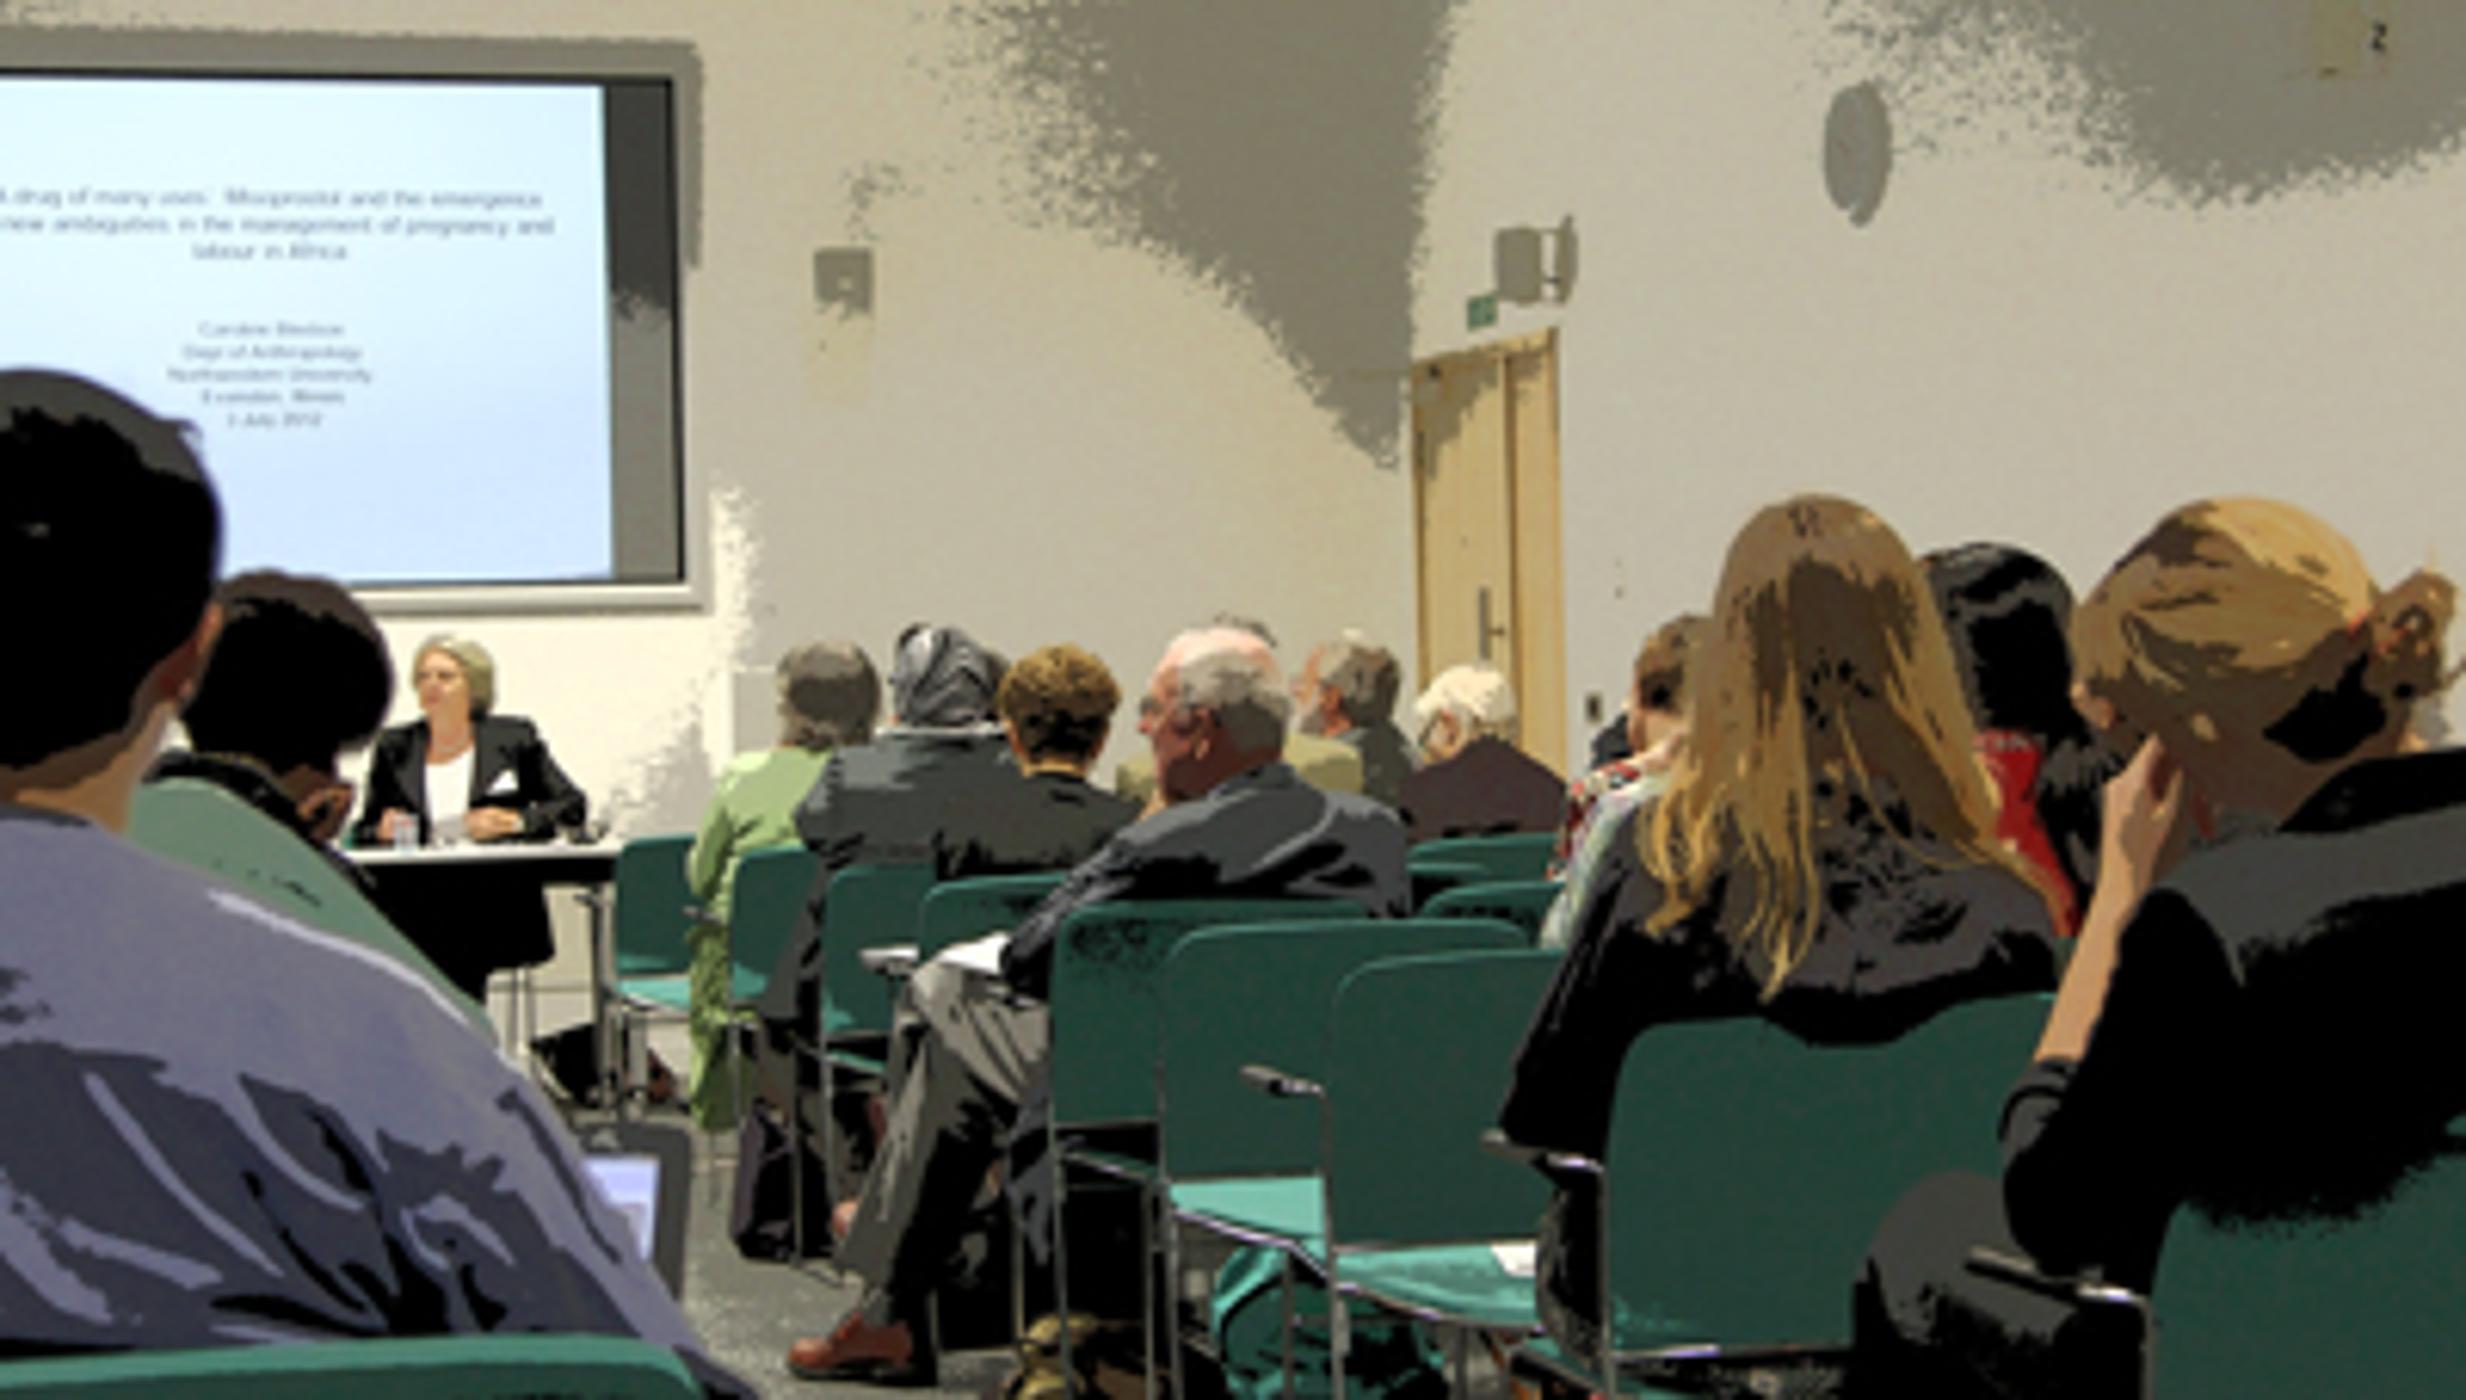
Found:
[1314,631,1401,724]
[1413,662,1518,744]
[414,634,497,719]
[1173,629,1291,754]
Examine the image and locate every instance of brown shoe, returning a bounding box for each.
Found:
[786,1309,936,1387]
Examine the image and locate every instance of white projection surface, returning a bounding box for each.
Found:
[0,76,615,584]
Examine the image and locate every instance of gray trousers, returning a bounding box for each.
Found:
[838,960,1049,1313]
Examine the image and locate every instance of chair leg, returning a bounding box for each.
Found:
[1139,1180,1157,1398]
[1164,1201,1189,1400]
[1280,1254,1296,1399]
[1328,1275,1349,1400]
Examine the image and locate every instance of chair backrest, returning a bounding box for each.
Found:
[1323,949,1563,1250]
[0,1334,701,1397]
[916,872,1071,962]
[613,834,697,977]
[726,845,817,986]
[818,863,937,1038]
[1603,994,2047,1350]
[1408,832,1557,884]
[1408,859,1492,913]
[1419,880,1564,943]
[1047,898,1359,1130]
[2152,1136,2466,1400]
[1160,918,1529,1181]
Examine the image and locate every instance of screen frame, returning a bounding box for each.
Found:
[1,29,703,617]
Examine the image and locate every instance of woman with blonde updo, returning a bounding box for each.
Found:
[1860,499,2463,1396]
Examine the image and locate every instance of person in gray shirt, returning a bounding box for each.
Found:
[0,370,749,1396]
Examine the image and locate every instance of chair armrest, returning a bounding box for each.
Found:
[1239,1063,1324,1098]
[1480,1128,1603,1179]
[860,946,919,979]
[1964,1247,2149,1312]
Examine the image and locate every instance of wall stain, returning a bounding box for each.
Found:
[1828,1,2466,205]
[932,0,1463,466]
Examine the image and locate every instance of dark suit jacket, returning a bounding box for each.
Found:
[2000,748,2466,1289]
[348,716,588,846]
[998,760,1411,1001]
[755,727,1022,1028]
[1340,720,1418,809]
[932,771,1140,881]
[1396,734,1565,844]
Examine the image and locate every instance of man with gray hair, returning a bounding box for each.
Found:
[1396,661,1566,843]
[1296,630,1418,808]
[786,626,1409,1384]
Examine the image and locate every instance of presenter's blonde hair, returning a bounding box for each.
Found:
[413,634,497,720]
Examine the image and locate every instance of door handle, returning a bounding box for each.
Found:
[1477,586,1510,662]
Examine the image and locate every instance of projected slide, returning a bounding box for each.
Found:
[0,76,616,584]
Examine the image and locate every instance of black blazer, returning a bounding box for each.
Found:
[1500,794,2061,1163]
[998,760,1411,1000]
[932,771,1141,881]
[2001,748,2466,1289]
[1396,735,1565,844]
[348,716,588,847]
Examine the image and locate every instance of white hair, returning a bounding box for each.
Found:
[1170,628,1290,754]
[1413,662,1518,744]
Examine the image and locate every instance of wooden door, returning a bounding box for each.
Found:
[1410,329,1567,773]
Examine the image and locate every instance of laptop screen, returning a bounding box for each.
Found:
[584,1153,661,1263]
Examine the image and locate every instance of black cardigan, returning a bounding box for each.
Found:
[1500,794,2062,1163]
[2000,748,2466,1289]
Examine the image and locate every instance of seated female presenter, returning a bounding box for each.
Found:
[351,634,588,847]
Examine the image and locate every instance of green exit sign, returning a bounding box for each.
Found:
[1466,293,1498,330]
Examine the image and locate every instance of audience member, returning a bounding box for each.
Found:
[684,641,879,1130]
[0,369,749,1395]
[1926,542,2115,934]
[351,633,589,847]
[932,642,1140,878]
[1294,630,1417,807]
[1395,662,1565,842]
[786,626,1409,1384]
[1552,613,1705,874]
[128,569,488,1034]
[1536,615,1706,947]
[1498,495,2064,1364]
[1859,499,2463,1397]
[1113,614,1365,806]
[752,623,1017,1196]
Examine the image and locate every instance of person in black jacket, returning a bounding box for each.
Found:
[785,625,1408,1385]
[350,634,587,847]
[346,634,588,999]
[931,643,1139,880]
[1497,496,2065,1366]
[1396,661,1565,842]
[1857,498,2462,1397]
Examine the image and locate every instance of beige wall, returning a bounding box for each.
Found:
[21,0,1441,831]
[1418,1,2466,766]
[28,0,2466,799]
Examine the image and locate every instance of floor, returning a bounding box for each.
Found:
[495,896,1020,1398]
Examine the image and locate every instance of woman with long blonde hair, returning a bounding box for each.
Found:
[1502,495,2064,1362]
